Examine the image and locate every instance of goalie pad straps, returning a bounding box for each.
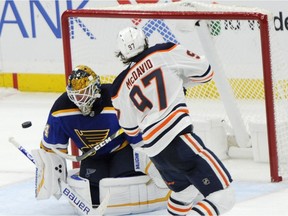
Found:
[31,149,67,200]
[99,175,171,215]
[133,147,167,188]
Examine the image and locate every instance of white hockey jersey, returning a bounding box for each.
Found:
[111,42,213,157]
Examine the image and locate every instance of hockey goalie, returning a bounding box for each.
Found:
[31,65,171,215]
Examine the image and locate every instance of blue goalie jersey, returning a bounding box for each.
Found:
[41,84,142,158]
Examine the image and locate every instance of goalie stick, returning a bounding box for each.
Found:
[51,128,124,162]
[8,137,110,216]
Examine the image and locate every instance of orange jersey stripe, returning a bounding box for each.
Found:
[142,108,189,141]
[190,71,214,83]
[198,202,213,216]
[184,134,230,187]
[168,202,192,213]
[124,128,140,136]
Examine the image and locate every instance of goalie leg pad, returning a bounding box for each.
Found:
[66,169,93,215]
[31,149,67,200]
[67,169,92,206]
[134,147,167,188]
[99,175,170,215]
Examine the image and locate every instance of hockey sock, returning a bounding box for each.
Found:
[167,196,193,215]
[190,199,219,215]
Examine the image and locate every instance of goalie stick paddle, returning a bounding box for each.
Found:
[8,137,110,216]
[51,128,124,162]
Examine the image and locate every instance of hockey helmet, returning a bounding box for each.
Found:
[66,65,101,116]
[116,27,148,62]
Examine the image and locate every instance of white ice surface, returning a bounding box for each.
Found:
[0,88,288,215]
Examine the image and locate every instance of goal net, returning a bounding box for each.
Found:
[61,0,288,182]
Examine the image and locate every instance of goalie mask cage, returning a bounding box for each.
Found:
[61,1,288,182]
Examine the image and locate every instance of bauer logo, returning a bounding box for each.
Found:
[63,187,90,215]
[134,152,140,170]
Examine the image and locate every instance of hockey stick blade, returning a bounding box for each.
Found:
[52,128,124,162]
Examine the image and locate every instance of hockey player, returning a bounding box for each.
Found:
[32,65,170,215]
[111,27,235,215]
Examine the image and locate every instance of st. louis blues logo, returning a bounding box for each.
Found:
[74,129,110,152]
[85,168,96,178]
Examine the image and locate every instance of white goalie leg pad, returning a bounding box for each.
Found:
[66,169,93,215]
[31,149,67,200]
[67,169,92,205]
[99,175,170,215]
[133,147,167,188]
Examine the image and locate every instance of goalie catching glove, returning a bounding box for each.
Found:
[31,149,67,200]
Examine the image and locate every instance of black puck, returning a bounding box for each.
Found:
[22,121,32,128]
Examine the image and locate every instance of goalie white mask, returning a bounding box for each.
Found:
[66,65,101,116]
[116,27,148,63]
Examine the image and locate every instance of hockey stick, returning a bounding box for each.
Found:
[51,128,124,162]
[8,137,110,216]
[9,137,36,164]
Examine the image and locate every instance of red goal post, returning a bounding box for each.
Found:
[61,1,287,182]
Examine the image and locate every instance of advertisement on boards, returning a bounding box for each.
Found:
[0,0,287,91]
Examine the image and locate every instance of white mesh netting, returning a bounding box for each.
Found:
[63,0,288,181]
